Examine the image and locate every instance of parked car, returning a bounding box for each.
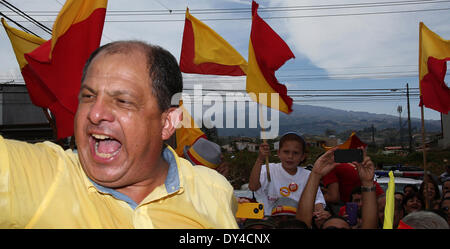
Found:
[382,165,424,172]
[375,176,422,193]
[376,165,424,179]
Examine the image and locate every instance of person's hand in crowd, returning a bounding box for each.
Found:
[312,147,339,177]
[257,142,270,162]
[216,162,230,178]
[351,147,375,185]
[313,210,331,227]
[236,197,251,225]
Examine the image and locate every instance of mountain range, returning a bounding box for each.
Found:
[214,104,441,137]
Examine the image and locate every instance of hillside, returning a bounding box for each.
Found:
[216,104,441,137]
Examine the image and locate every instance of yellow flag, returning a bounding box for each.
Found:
[383,171,395,229]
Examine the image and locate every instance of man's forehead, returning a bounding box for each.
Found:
[82,51,152,90]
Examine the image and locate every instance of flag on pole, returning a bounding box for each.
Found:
[180,8,248,76]
[1,18,56,110]
[1,18,46,70]
[246,1,295,114]
[322,132,367,150]
[419,22,450,114]
[174,100,207,157]
[23,0,108,139]
[383,171,395,229]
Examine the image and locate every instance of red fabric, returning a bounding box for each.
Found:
[250,1,294,113]
[24,8,106,139]
[179,15,245,76]
[338,205,346,216]
[419,56,450,114]
[397,219,414,229]
[322,163,384,203]
[347,134,367,149]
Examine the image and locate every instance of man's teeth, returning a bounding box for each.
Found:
[92,134,119,158]
[92,134,111,140]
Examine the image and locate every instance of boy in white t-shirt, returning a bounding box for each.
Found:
[249,132,326,216]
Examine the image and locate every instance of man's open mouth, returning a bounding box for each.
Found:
[91,134,122,159]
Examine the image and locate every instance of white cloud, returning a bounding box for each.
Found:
[275,0,450,77]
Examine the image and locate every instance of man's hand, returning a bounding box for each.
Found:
[216,162,230,178]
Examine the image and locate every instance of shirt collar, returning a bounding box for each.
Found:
[85,145,181,209]
[162,145,181,194]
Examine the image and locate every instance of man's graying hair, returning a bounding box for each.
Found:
[81,40,183,112]
[401,211,449,229]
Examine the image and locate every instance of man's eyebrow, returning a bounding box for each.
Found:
[80,85,96,93]
[108,89,136,97]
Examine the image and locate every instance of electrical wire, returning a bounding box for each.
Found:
[5,5,450,23]
[0,0,52,34]
[4,0,450,16]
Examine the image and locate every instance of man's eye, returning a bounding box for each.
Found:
[80,93,94,99]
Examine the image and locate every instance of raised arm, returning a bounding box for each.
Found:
[352,149,378,229]
[296,148,339,227]
[248,142,270,191]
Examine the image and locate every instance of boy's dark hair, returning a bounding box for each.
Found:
[320,215,350,229]
[279,132,307,165]
[402,192,425,209]
[279,132,306,154]
[403,184,419,193]
[277,218,309,229]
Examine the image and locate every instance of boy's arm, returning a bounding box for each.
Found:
[248,142,269,191]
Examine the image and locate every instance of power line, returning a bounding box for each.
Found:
[6,6,450,23]
[0,11,42,37]
[0,0,52,34]
[4,0,450,16]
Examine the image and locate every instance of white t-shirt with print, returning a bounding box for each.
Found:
[255,162,326,216]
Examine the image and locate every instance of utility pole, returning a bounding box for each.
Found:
[406,83,413,152]
[397,105,403,148]
[371,124,375,145]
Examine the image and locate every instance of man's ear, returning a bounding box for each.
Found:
[161,107,183,140]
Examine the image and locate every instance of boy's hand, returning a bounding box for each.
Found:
[258,142,270,161]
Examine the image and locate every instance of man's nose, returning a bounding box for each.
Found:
[88,97,114,124]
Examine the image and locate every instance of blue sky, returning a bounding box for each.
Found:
[1,0,449,121]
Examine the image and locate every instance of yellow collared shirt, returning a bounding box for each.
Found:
[0,136,238,228]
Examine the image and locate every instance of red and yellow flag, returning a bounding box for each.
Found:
[22,0,107,139]
[419,22,450,114]
[246,1,295,114]
[322,132,367,150]
[179,8,248,76]
[1,18,56,110]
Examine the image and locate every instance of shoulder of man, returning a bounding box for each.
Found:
[178,157,233,192]
[176,157,238,228]
[0,136,77,169]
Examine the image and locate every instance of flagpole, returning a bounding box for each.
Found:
[258,103,271,182]
[420,104,429,209]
